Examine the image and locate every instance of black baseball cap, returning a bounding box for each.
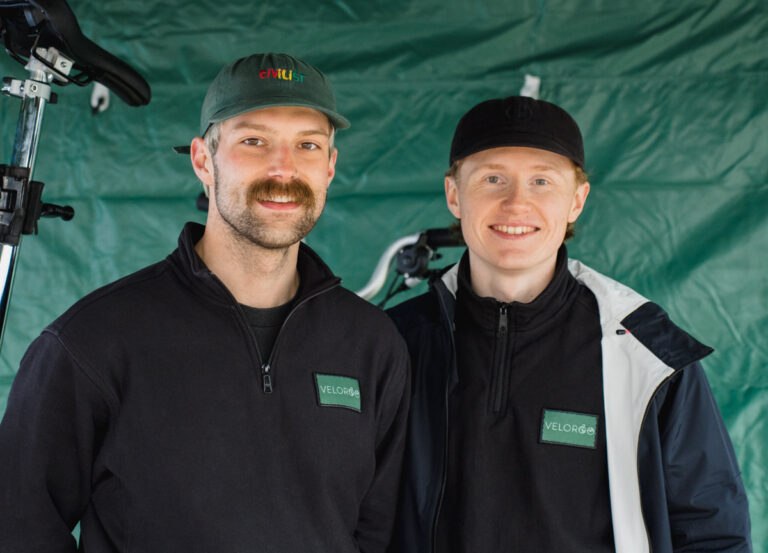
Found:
[448,96,584,168]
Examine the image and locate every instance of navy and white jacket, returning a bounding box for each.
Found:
[387,255,752,553]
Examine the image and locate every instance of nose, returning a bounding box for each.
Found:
[499,182,529,210]
[267,143,298,180]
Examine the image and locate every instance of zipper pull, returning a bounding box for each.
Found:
[498,305,508,336]
[261,363,273,394]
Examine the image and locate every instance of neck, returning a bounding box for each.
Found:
[468,253,557,304]
[195,224,300,308]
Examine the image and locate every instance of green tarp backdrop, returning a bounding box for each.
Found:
[0,0,766,547]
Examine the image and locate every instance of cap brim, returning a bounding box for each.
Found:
[451,131,583,168]
[207,99,350,134]
[173,145,191,155]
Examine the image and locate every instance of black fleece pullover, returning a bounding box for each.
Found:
[0,223,411,553]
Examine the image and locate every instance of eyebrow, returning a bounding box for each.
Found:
[530,164,562,172]
[230,122,270,132]
[297,128,331,137]
[472,163,508,172]
[472,163,563,173]
[229,122,330,137]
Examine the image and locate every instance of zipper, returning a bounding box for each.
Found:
[491,305,509,413]
[261,363,273,394]
[256,280,340,394]
[208,269,340,396]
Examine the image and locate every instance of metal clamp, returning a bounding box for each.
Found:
[27,46,74,83]
[1,47,75,103]
[0,164,74,246]
[1,77,54,102]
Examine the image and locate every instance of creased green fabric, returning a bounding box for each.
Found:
[0,0,765,546]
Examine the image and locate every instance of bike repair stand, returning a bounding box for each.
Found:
[0,46,75,346]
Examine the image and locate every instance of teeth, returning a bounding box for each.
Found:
[492,225,536,235]
[263,195,294,203]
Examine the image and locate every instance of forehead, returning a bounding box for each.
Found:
[458,146,574,176]
[221,105,332,135]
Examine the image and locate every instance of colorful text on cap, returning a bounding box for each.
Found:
[259,68,305,82]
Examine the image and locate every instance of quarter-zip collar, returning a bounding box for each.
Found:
[455,244,578,335]
[170,222,342,395]
[169,222,341,306]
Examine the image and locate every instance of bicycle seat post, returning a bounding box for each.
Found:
[5,47,72,170]
[0,46,73,348]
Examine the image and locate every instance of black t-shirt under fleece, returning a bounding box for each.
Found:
[435,248,615,552]
[241,300,294,361]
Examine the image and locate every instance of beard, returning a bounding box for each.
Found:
[213,165,325,250]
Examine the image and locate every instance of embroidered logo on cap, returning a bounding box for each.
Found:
[314,374,361,412]
[540,409,598,449]
[258,68,305,82]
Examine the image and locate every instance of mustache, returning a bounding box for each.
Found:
[245,177,316,209]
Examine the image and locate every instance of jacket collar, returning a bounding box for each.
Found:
[433,249,712,368]
[454,246,578,333]
[170,222,341,305]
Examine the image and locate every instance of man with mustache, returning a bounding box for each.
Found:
[0,53,410,553]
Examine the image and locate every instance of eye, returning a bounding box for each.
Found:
[533,177,549,186]
[486,175,502,184]
[299,142,321,151]
[242,137,265,146]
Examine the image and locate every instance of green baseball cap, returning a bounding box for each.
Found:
[200,52,350,136]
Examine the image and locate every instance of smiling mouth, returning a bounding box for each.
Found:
[256,196,303,211]
[490,224,537,235]
[259,195,297,204]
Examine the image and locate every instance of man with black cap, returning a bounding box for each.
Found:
[387,96,751,553]
[0,53,410,553]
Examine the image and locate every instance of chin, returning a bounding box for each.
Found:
[483,251,547,273]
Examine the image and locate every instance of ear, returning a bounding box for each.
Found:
[326,147,338,187]
[190,137,214,189]
[445,175,461,219]
[567,181,590,223]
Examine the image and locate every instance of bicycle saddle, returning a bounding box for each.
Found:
[0,0,150,106]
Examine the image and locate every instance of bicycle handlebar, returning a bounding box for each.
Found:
[355,232,420,300]
[355,227,464,301]
[424,227,463,249]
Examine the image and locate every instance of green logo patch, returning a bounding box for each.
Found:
[314,374,361,412]
[540,409,598,449]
